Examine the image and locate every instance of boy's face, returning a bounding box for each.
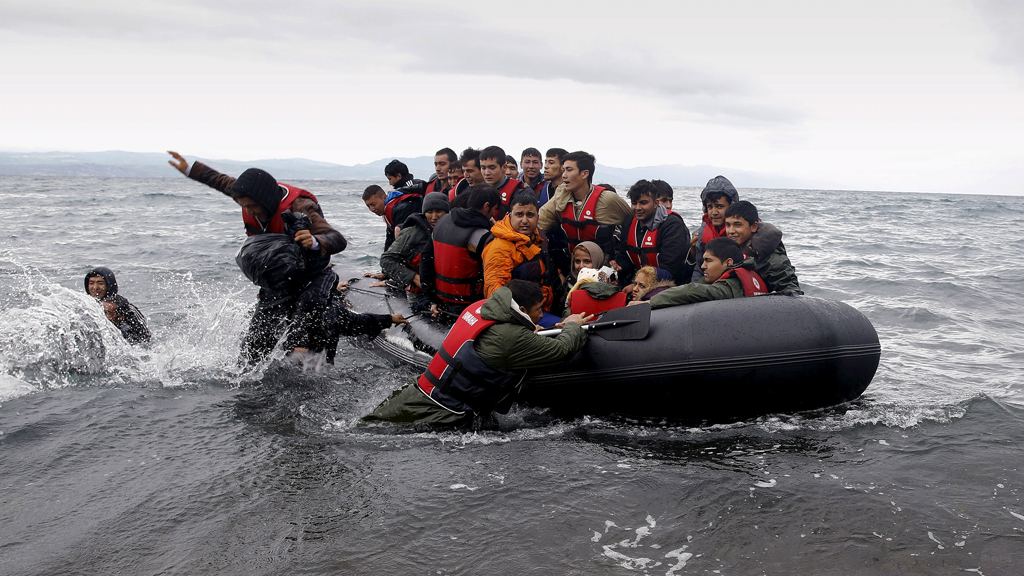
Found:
[702,252,732,283]
[705,197,731,228]
[87,275,107,299]
[521,155,542,181]
[657,196,672,210]
[572,248,594,276]
[463,160,483,186]
[509,203,539,236]
[562,160,589,194]
[480,157,505,186]
[504,163,518,179]
[386,173,403,187]
[725,216,758,247]
[543,156,562,180]
[632,194,658,222]
[424,209,447,228]
[364,193,386,216]
[520,301,545,325]
[434,154,450,180]
[447,166,464,187]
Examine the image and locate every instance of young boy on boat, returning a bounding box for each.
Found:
[611,179,691,291]
[646,237,768,308]
[364,280,593,427]
[724,201,803,294]
[369,193,450,310]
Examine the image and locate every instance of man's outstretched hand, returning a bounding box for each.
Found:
[167,151,189,175]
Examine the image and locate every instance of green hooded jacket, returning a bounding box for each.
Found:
[649,258,759,309]
[752,243,802,295]
[474,286,589,372]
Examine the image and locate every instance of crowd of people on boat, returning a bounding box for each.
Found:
[82,147,803,427]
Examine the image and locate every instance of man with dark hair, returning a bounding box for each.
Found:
[504,155,519,180]
[376,192,450,301]
[520,147,544,189]
[84,267,151,344]
[652,180,674,210]
[365,279,593,426]
[448,147,484,202]
[166,151,351,363]
[420,184,502,316]
[362,184,417,252]
[479,145,530,219]
[381,159,427,248]
[611,179,691,289]
[447,160,463,191]
[538,150,631,270]
[534,147,567,205]
[724,201,802,294]
[646,237,768,308]
[428,148,457,194]
[483,192,561,322]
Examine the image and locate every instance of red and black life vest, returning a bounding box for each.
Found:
[383,192,424,228]
[242,184,318,236]
[431,215,489,304]
[448,178,468,202]
[416,301,526,414]
[495,178,526,219]
[569,289,627,315]
[405,252,423,294]
[559,185,606,251]
[718,267,769,297]
[624,211,681,268]
[425,177,447,194]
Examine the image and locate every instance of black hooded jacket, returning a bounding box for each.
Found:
[84,267,151,344]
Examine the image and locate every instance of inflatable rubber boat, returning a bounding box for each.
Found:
[337,266,881,423]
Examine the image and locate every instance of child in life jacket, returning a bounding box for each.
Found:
[723,201,802,295]
[645,237,768,309]
[561,243,623,316]
[631,266,676,302]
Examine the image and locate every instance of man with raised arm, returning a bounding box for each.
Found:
[537,150,631,273]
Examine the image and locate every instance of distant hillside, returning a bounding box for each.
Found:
[0,150,817,189]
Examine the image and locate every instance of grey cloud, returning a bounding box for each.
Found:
[973,0,1024,74]
[4,1,804,125]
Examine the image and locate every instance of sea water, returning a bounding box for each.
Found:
[1,176,1022,574]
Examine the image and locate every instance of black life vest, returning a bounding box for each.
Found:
[416,301,526,414]
[242,184,318,236]
[718,267,769,297]
[559,185,607,251]
[625,211,682,268]
[431,215,489,304]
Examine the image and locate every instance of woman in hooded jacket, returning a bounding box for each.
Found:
[631,266,676,302]
[84,267,151,344]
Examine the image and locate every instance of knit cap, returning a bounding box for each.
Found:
[230,168,283,216]
[422,192,450,213]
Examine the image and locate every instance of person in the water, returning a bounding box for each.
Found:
[364,279,593,427]
[167,151,351,363]
[84,267,151,344]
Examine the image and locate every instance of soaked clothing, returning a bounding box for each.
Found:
[366,286,588,426]
[84,267,151,344]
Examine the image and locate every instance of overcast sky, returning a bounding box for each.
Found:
[2,0,1023,193]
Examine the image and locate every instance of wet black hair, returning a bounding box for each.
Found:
[504,155,518,168]
[448,160,462,171]
[564,151,596,184]
[506,279,545,310]
[384,159,411,180]
[545,148,568,163]
[362,184,386,201]
[627,180,657,203]
[510,191,540,209]
[724,200,759,225]
[435,147,457,162]
[468,184,500,210]
[704,191,732,207]
[479,146,507,166]
[704,237,745,265]
[521,147,542,160]
[652,179,673,201]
